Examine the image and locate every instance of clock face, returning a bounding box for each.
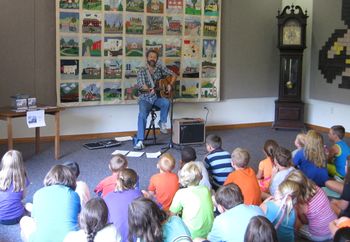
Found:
[282,20,302,45]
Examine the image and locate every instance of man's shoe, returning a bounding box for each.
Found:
[133,140,144,150]
[158,121,168,134]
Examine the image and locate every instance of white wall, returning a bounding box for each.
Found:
[1,0,349,139]
[0,98,276,138]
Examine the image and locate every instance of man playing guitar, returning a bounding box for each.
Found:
[134,49,177,150]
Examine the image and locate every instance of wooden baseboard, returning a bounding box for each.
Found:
[1,121,348,144]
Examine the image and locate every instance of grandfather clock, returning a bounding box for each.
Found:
[273,5,308,130]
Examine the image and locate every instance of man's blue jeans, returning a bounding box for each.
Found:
[137,98,170,141]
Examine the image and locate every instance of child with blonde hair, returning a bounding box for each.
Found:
[170,162,213,239]
[224,148,261,205]
[0,150,29,225]
[293,130,329,187]
[286,170,336,241]
[256,140,279,193]
[260,180,298,242]
[292,133,306,158]
[144,153,179,211]
[94,154,128,197]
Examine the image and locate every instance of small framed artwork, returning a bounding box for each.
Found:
[165,58,181,76]
[82,12,102,34]
[105,13,123,34]
[103,82,122,101]
[59,12,79,33]
[59,0,80,9]
[104,37,123,57]
[185,0,201,15]
[126,0,144,12]
[104,59,123,79]
[125,37,143,57]
[204,0,219,16]
[202,39,217,60]
[81,59,102,80]
[82,36,102,57]
[184,16,201,36]
[202,60,216,78]
[60,36,79,56]
[147,0,164,14]
[201,79,218,98]
[165,16,182,35]
[183,39,200,58]
[145,37,163,57]
[182,59,200,78]
[60,59,79,80]
[180,79,199,98]
[125,59,143,79]
[81,82,101,102]
[146,16,164,35]
[83,0,102,10]
[166,0,183,14]
[124,79,139,101]
[165,37,181,57]
[125,15,144,35]
[104,0,123,11]
[60,82,79,102]
[203,18,218,37]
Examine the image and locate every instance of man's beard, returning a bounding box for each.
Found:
[147,60,156,67]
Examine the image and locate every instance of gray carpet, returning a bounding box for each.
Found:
[0,126,344,242]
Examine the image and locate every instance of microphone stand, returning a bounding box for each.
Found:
[160,92,177,154]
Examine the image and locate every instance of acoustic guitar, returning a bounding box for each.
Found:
[139,76,174,99]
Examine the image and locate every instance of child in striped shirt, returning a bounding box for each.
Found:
[204,134,233,190]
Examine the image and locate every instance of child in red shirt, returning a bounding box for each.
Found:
[143,153,179,210]
[224,148,261,205]
[94,154,128,197]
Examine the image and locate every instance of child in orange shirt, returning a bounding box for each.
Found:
[94,154,128,197]
[256,140,279,193]
[143,153,179,210]
[224,148,261,205]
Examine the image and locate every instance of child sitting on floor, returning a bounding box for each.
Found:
[260,179,298,242]
[286,170,336,241]
[144,153,179,211]
[179,146,211,190]
[293,130,329,187]
[170,162,213,239]
[0,150,29,225]
[327,125,350,179]
[292,132,306,158]
[94,154,128,197]
[269,146,295,197]
[63,162,90,207]
[204,134,233,190]
[224,148,261,205]
[256,139,279,193]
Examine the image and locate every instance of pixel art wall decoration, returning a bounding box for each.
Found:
[56,0,221,106]
[319,0,350,89]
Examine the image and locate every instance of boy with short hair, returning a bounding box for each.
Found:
[224,148,261,205]
[179,146,211,190]
[204,134,233,189]
[328,125,350,178]
[94,154,128,197]
[207,183,263,242]
[145,153,179,210]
